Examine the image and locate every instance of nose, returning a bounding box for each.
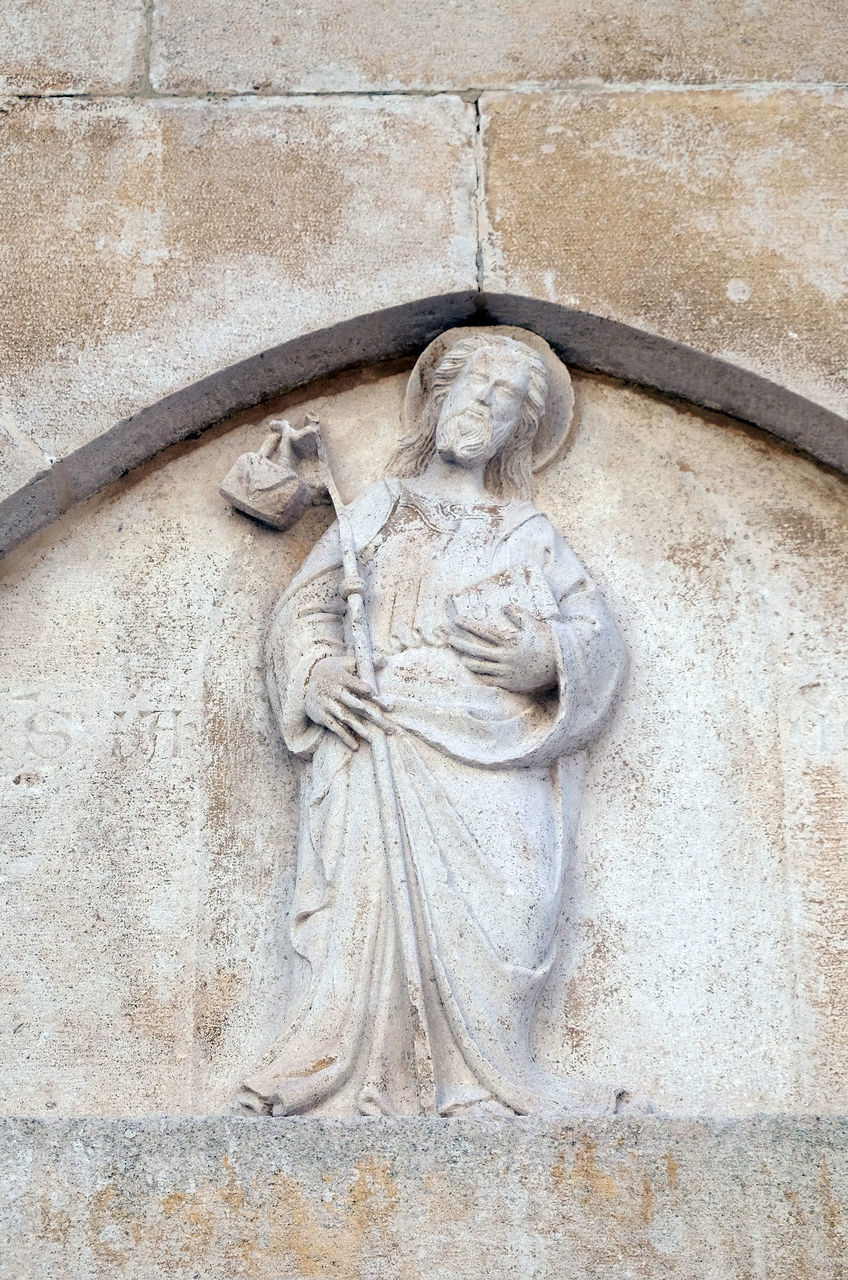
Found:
[474,376,497,406]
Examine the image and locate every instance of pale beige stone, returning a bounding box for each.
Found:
[1,1116,846,1278]
[480,89,848,424]
[0,0,145,94]
[0,96,477,500]
[0,426,46,508]
[151,0,848,94]
[1,364,845,1118]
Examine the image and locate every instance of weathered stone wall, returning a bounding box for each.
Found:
[1,5,847,1277]
[2,368,845,1121]
[1,4,846,543]
[2,1117,847,1279]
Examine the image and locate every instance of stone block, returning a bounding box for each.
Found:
[150,0,848,94]
[0,0,145,94]
[0,96,477,508]
[1,1117,846,1278]
[480,89,848,429]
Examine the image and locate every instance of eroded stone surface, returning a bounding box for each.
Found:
[0,96,477,497]
[481,88,848,423]
[1,365,845,1118]
[1,1117,845,1278]
[150,0,848,93]
[0,427,46,508]
[0,0,145,94]
[238,331,626,1121]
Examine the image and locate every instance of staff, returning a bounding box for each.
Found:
[308,416,437,1116]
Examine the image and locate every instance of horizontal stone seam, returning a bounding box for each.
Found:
[3,81,848,104]
[2,1112,847,1128]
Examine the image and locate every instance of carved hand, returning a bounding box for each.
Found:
[448,605,558,694]
[304,655,394,750]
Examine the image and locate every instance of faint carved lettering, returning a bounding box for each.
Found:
[113,709,183,761]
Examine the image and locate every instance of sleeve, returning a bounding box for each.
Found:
[496,514,626,766]
[264,522,346,759]
[263,479,398,759]
[542,522,627,755]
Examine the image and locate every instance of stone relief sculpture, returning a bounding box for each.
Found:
[230,327,627,1118]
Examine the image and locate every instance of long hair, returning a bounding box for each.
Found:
[390,334,548,499]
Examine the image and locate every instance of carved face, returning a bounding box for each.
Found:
[435,346,531,468]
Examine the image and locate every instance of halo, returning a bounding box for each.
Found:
[402,324,575,474]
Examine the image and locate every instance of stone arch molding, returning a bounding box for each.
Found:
[2,290,846,555]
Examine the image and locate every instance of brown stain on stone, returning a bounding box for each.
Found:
[665,1151,679,1192]
[193,968,241,1054]
[151,0,848,90]
[200,671,259,945]
[85,1152,403,1279]
[639,1170,654,1224]
[265,1172,348,1277]
[764,503,848,565]
[159,104,348,274]
[562,915,625,1059]
[547,1139,681,1275]
[303,1055,335,1076]
[84,1184,131,1266]
[346,1155,400,1230]
[0,101,161,374]
[20,1121,848,1279]
[37,1199,72,1245]
[0,0,143,95]
[783,1188,808,1228]
[191,668,264,1083]
[664,529,737,613]
[818,1155,847,1273]
[121,984,184,1050]
[566,1137,620,1203]
[665,531,733,578]
[796,763,848,1090]
[484,90,848,407]
[0,96,410,387]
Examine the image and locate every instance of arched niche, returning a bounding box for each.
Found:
[1,292,846,555]
[0,332,845,1118]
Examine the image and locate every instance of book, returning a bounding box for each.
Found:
[448,564,558,630]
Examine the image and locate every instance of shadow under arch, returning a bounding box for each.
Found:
[2,289,846,555]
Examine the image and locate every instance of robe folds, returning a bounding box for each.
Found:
[243,479,626,1117]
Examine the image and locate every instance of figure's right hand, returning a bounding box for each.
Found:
[304,655,394,750]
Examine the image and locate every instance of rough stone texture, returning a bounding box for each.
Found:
[150,0,848,94]
[1,365,845,1118]
[480,88,848,426]
[0,425,44,510]
[0,95,477,497]
[1,1116,846,1278]
[0,0,145,94]
[1,3,845,1270]
[3,88,847,556]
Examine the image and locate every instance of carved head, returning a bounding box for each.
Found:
[392,334,549,498]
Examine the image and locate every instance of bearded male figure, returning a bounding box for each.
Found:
[240,329,626,1118]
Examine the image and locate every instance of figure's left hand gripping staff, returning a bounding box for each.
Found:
[221,415,437,1116]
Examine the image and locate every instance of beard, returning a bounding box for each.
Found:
[436,409,492,463]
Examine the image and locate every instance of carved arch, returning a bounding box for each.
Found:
[2,290,845,555]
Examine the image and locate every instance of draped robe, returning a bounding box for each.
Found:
[243,479,626,1117]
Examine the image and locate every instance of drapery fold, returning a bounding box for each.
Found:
[243,481,625,1116]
